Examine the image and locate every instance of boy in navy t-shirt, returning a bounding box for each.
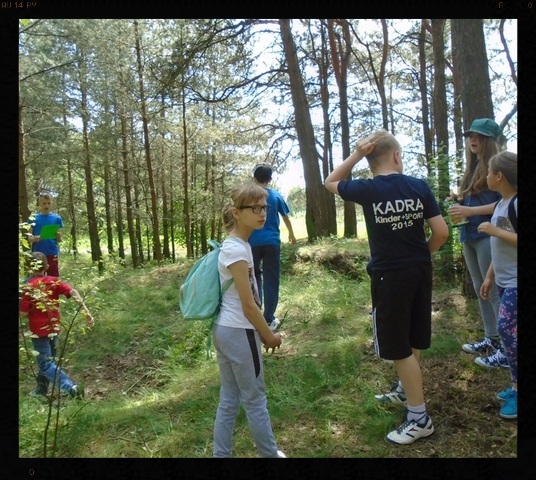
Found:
[325,129,448,445]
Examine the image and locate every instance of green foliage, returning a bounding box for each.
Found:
[286,186,306,214]
[19,240,516,458]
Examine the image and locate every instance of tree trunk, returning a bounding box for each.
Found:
[18,97,31,224]
[378,20,390,129]
[133,20,162,262]
[61,88,79,257]
[76,49,103,272]
[451,19,495,125]
[418,21,433,170]
[327,19,356,238]
[312,21,338,237]
[450,20,465,180]
[114,141,125,261]
[168,151,176,263]
[431,19,454,279]
[104,150,115,255]
[81,97,103,271]
[279,19,332,242]
[133,168,144,264]
[118,71,139,268]
[18,96,33,256]
[181,83,193,258]
[161,168,171,259]
[451,18,494,298]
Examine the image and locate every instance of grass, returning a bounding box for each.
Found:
[18,237,517,458]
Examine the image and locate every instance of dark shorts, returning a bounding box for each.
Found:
[370,263,432,360]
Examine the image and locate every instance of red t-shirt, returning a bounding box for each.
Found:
[19,275,73,337]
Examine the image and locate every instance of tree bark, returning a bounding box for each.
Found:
[451,18,494,298]
[279,19,332,242]
[451,19,494,125]
[327,19,356,238]
[431,19,455,279]
[133,20,162,262]
[78,56,103,272]
[18,99,31,224]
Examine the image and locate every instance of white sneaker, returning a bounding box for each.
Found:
[385,416,434,445]
[462,336,500,354]
[374,382,407,406]
[269,318,281,331]
[277,450,286,458]
[474,349,509,368]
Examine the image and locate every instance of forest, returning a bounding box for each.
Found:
[16,18,521,464]
[18,19,517,271]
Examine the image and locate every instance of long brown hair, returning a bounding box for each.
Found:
[459,135,501,197]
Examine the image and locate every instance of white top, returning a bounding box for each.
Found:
[490,197,517,288]
[215,237,261,329]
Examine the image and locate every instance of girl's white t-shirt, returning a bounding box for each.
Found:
[216,237,261,329]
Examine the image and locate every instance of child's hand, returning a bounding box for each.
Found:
[447,203,466,218]
[477,221,497,237]
[263,332,282,353]
[480,276,493,300]
[355,138,376,158]
[84,312,95,328]
[264,344,280,354]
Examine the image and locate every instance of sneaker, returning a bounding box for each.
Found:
[269,318,281,332]
[474,349,509,368]
[374,381,407,406]
[69,385,85,400]
[462,337,500,354]
[499,389,517,419]
[277,450,286,458]
[386,416,434,445]
[497,386,513,401]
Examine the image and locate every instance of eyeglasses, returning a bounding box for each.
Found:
[239,205,271,214]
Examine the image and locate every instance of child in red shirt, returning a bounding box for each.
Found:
[19,252,94,398]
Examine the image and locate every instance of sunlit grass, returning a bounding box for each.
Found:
[19,238,516,458]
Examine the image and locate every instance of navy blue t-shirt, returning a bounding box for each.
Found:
[337,173,441,272]
[459,190,501,243]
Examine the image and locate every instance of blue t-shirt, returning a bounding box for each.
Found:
[337,173,441,272]
[458,190,501,243]
[28,212,64,256]
[248,188,291,247]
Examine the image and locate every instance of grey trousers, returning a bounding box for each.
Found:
[463,237,501,338]
[212,324,279,458]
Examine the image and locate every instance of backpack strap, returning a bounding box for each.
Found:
[204,238,238,359]
[218,237,242,295]
[492,195,518,234]
[221,278,233,295]
[205,280,233,359]
[508,193,518,233]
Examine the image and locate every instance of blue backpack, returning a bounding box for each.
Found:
[179,239,233,357]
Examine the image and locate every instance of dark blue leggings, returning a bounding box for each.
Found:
[497,286,517,384]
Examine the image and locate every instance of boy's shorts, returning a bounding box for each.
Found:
[370,263,432,360]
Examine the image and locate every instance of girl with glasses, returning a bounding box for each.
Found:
[212,182,285,458]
